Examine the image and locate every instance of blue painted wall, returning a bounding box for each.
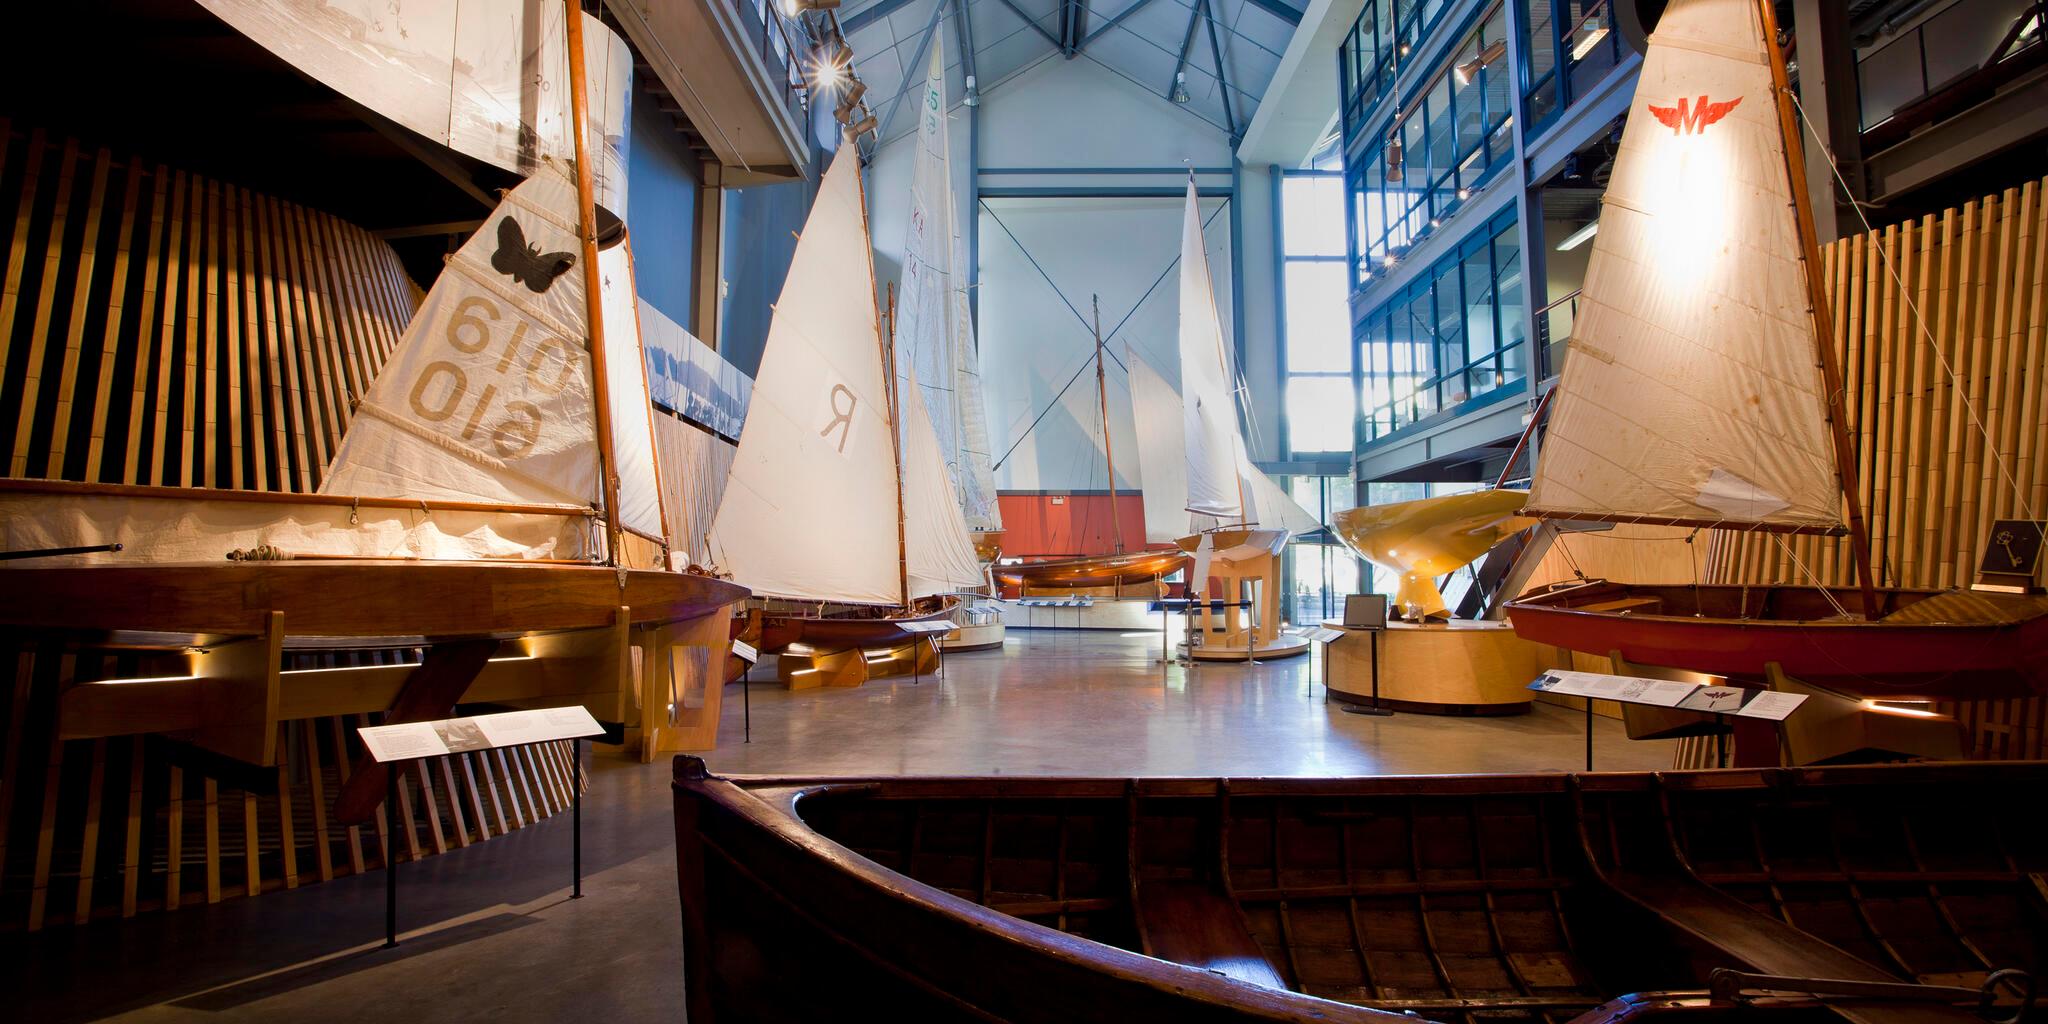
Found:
[626,92,702,332]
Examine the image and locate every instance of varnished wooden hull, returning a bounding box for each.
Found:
[993,550,1190,589]
[1505,581,2048,700]
[673,757,2047,1024]
[0,560,749,640]
[758,596,960,653]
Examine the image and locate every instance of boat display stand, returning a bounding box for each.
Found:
[1319,618,1548,713]
[995,596,1160,631]
[776,639,942,689]
[1185,547,1307,661]
[940,621,1007,652]
[1586,650,1968,767]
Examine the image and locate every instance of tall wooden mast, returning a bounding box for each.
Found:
[870,172,912,612]
[1092,295,1123,554]
[1758,0,1880,620]
[563,1,626,571]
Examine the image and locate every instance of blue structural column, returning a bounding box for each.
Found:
[955,0,980,327]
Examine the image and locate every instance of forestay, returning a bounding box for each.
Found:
[1524,0,1843,532]
[709,148,902,604]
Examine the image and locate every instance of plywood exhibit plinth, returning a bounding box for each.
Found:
[1321,619,1554,714]
[996,598,1161,631]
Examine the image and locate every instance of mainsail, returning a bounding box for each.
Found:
[1523,0,1843,532]
[321,160,667,555]
[1129,346,1320,543]
[711,145,983,603]
[324,163,603,512]
[1175,177,1244,520]
[895,37,1002,533]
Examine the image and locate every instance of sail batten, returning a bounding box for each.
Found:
[1524,0,1843,533]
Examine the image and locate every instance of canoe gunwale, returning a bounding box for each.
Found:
[672,762,1419,1023]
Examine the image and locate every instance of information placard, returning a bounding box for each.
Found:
[1307,628,1347,645]
[1530,669,1699,707]
[731,639,758,663]
[359,705,603,763]
[899,620,957,634]
[1734,690,1808,721]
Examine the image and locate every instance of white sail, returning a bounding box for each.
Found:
[1131,347,1320,542]
[708,147,902,604]
[1242,456,1322,537]
[902,363,990,596]
[322,163,601,510]
[1129,348,1202,545]
[1524,0,1843,532]
[1176,178,1243,519]
[896,37,1002,534]
[597,239,665,542]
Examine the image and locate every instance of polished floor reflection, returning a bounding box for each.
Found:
[18,629,1671,1024]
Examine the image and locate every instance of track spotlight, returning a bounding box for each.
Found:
[1172,72,1190,104]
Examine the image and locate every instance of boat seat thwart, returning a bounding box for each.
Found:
[1135,880,1288,990]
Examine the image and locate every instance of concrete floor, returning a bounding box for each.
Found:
[11,630,1672,1023]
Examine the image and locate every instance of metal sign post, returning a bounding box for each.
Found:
[732,640,758,743]
[358,706,604,948]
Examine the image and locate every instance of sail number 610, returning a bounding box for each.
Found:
[407,296,577,459]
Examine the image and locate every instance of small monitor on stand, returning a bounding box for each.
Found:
[1343,594,1389,630]
[1339,595,1394,717]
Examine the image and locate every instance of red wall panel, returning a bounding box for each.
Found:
[996,493,1171,558]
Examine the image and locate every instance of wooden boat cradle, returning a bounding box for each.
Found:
[675,759,2047,1024]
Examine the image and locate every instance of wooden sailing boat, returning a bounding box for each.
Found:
[998,179,1321,593]
[674,754,2048,1023]
[706,139,984,655]
[1503,0,2047,699]
[0,4,747,778]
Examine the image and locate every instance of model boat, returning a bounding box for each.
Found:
[673,755,2045,1024]
[1501,0,2047,698]
[703,134,987,655]
[0,17,748,778]
[994,548,1193,588]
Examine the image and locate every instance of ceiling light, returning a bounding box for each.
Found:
[834,78,868,119]
[1555,220,1598,251]
[813,59,846,91]
[1453,39,1507,85]
[1384,133,1403,182]
[784,0,840,13]
[1456,187,1469,200]
[1172,72,1190,104]
[845,113,878,138]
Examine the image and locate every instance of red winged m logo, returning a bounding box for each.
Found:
[1646,94,1742,135]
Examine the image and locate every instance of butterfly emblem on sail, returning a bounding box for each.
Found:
[1646,95,1742,135]
[492,217,577,293]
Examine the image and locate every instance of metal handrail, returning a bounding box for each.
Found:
[1362,336,1529,437]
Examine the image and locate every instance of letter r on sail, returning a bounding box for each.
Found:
[821,384,857,453]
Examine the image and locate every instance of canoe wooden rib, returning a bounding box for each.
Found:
[1504,581,2048,700]
[672,757,2045,1024]
[992,550,1190,589]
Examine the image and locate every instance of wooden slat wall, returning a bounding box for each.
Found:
[0,122,412,491]
[1705,176,2048,761]
[653,411,736,566]
[0,125,591,930]
[0,640,585,931]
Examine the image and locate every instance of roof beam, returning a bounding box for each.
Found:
[1202,0,1237,140]
[1240,0,1302,26]
[1078,0,1156,48]
[1166,0,1203,102]
[992,0,1064,48]
[841,0,923,36]
[873,0,950,147]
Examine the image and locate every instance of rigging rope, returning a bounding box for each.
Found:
[1772,532,1855,620]
[1789,91,2040,523]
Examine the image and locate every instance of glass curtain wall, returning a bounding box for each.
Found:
[1345,3,1515,286]
[1281,171,1353,455]
[1521,0,1625,132]
[1357,207,1524,444]
[1285,476,1361,624]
